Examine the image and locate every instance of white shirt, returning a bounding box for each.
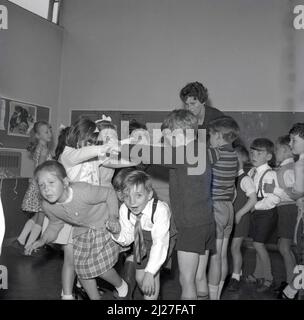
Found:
[248,163,281,210]
[113,198,171,275]
[238,169,256,196]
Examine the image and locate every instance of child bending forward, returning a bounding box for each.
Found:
[27,160,129,300]
[107,170,170,300]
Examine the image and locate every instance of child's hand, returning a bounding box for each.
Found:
[235,211,243,224]
[141,272,155,297]
[106,218,121,234]
[24,239,45,256]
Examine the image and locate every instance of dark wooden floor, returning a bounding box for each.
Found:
[0,242,291,300]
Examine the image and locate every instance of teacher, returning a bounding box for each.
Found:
[180,81,225,130]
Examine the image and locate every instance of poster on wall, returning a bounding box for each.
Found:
[7,101,37,137]
[0,99,6,130]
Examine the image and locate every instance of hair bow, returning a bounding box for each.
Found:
[58,124,66,131]
[95,114,112,123]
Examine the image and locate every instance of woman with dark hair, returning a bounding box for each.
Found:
[180,82,225,130]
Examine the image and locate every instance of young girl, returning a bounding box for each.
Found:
[53,118,131,299]
[26,160,129,300]
[51,118,112,299]
[12,121,53,254]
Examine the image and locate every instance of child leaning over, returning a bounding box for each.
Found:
[26,160,129,300]
[107,170,171,300]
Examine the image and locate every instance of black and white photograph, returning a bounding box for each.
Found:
[8,101,36,136]
[1,0,304,309]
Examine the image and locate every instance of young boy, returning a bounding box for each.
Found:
[227,145,257,292]
[266,136,297,292]
[119,109,216,300]
[246,138,280,292]
[207,116,239,300]
[277,123,304,299]
[107,170,171,300]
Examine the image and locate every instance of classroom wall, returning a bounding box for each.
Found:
[0,0,63,175]
[0,0,63,135]
[57,0,298,126]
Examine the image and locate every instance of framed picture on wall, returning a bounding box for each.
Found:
[7,101,37,137]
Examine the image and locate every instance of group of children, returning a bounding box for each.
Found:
[9,106,304,300]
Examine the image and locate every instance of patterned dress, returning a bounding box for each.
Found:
[21,145,52,213]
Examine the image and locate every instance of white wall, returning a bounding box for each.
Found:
[57,0,296,126]
[0,0,63,130]
[0,0,63,176]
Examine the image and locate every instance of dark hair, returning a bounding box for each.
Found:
[250,138,275,167]
[34,160,67,181]
[54,127,70,160]
[122,170,153,194]
[129,119,147,136]
[289,123,304,139]
[208,116,240,143]
[112,167,137,192]
[66,118,96,148]
[276,135,291,148]
[27,121,51,156]
[162,109,198,133]
[180,82,209,104]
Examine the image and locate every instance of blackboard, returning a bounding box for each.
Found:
[226,111,304,148]
[0,98,50,149]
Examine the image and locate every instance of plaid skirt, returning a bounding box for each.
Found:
[73,228,120,280]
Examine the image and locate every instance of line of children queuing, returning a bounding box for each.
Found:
[12,109,304,300]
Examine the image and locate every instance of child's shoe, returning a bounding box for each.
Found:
[274,281,288,293]
[227,278,241,292]
[277,290,298,300]
[256,279,273,293]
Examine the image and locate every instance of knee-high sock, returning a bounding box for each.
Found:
[17,219,35,245]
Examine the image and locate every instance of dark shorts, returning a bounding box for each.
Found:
[176,222,216,255]
[232,212,250,238]
[277,204,297,240]
[249,208,278,243]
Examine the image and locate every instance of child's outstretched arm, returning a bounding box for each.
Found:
[60,144,111,167]
[25,207,64,255]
